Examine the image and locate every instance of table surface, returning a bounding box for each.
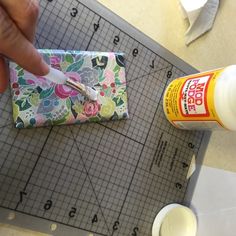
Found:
[98,0,236,173]
[1,0,236,235]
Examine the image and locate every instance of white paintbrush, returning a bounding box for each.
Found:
[44,67,98,101]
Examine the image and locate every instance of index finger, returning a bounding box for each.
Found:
[0,6,49,75]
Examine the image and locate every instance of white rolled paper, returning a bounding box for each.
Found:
[179,0,219,45]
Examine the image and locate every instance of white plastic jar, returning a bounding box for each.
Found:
[163,65,236,130]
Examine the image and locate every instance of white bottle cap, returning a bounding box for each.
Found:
[152,204,197,236]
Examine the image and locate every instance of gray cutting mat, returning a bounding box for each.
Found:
[0,0,205,235]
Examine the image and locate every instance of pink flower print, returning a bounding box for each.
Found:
[23,71,54,88]
[26,79,35,85]
[66,72,81,83]
[108,52,116,60]
[36,76,52,87]
[104,69,115,84]
[83,101,100,117]
[55,72,81,99]
[50,56,60,64]
[50,56,61,70]
[119,69,126,84]
[10,68,18,83]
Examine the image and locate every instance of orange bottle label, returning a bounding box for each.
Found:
[163,69,226,129]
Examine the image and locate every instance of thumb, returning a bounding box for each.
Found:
[0,56,8,92]
[0,5,49,76]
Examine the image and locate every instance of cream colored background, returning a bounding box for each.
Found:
[1,0,236,235]
[99,0,235,71]
[99,0,236,173]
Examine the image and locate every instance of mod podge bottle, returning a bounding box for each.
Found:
[163,66,236,130]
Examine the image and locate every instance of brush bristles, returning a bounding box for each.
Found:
[85,86,98,101]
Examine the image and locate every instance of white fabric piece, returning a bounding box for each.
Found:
[179,0,219,45]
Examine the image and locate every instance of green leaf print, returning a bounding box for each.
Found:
[39,87,54,99]
[98,69,105,82]
[52,116,67,125]
[15,116,24,128]
[66,59,84,72]
[65,54,74,63]
[16,65,22,71]
[115,77,122,86]
[29,93,40,106]
[15,99,31,111]
[18,77,28,85]
[89,116,100,122]
[12,103,19,121]
[21,100,26,107]
[112,97,124,106]
[113,65,120,74]
[105,87,112,97]
[18,69,24,77]
[66,98,71,110]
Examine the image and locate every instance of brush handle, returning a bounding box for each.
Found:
[44,67,95,100]
[66,78,87,97]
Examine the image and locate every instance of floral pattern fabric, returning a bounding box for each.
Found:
[10,50,129,128]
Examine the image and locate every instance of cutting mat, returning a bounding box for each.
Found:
[0,0,206,235]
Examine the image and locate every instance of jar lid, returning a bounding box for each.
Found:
[152,204,197,236]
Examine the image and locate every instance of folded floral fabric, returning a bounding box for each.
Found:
[9,50,129,128]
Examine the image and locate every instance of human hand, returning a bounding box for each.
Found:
[0,0,49,92]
